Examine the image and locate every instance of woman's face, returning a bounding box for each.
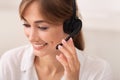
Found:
[22,1,67,57]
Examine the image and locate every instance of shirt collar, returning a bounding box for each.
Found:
[20,45,35,72]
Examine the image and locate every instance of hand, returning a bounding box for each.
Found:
[56,38,80,80]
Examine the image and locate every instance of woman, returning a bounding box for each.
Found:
[0,0,112,80]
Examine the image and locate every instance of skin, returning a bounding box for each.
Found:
[22,1,80,80]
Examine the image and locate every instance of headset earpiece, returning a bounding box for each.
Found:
[56,18,82,49]
[71,18,82,35]
[63,19,73,34]
[63,17,82,37]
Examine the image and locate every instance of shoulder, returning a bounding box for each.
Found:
[76,49,113,80]
[1,45,30,61]
[0,45,31,68]
[84,54,111,73]
[76,49,110,70]
[0,45,34,80]
[84,55,112,79]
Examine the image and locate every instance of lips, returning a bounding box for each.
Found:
[33,43,48,50]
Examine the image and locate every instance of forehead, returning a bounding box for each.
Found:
[22,1,45,23]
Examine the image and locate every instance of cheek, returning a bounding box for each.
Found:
[40,32,60,43]
[24,28,29,38]
[46,28,66,45]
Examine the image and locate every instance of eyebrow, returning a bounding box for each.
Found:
[22,17,47,24]
[34,20,46,23]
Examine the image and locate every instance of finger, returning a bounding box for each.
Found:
[67,38,79,62]
[56,54,70,72]
[58,45,73,61]
[62,39,74,55]
[67,38,76,55]
[58,45,75,70]
[62,38,78,62]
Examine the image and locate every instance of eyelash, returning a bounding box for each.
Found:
[23,24,48,31]
[38,27,48,30]
[23,24,30,28]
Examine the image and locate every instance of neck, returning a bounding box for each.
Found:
[34,52,64,73]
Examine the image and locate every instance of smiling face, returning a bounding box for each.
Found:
[22,1,68,57]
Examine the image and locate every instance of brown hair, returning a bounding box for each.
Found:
[19,0,85,50]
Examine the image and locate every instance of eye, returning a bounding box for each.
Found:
[23,24,30,28]
[38,26,49,31]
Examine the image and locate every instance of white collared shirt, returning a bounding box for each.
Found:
[0,45,113,80]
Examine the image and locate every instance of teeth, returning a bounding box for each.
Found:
[34,43,47,47]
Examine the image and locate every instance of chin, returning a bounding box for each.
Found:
[33,50,48,57]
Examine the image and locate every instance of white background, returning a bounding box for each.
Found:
[0,0,120,79]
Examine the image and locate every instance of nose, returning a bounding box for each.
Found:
[29,27,39,42]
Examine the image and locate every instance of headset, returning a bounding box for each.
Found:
[56,0,82,49]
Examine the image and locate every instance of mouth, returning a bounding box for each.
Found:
[33,43,48,50]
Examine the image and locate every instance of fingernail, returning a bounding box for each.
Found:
[70,37,72,41]
[56,55,59,58]
[56,55,59,60]
[58,45,62,49]
[62,39,66,44]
